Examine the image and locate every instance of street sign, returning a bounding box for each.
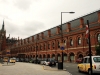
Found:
[60,43,65,50]
[60,46,65,50]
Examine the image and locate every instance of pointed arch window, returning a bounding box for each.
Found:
[98,34,100,43]
[78,37,81,45]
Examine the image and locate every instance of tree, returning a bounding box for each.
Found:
[95,43,100,55]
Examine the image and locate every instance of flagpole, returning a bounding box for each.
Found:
[87,20,93,75]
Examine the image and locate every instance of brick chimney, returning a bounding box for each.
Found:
[41,32,44,39]
[56,26,60,34]
[98,11,100,23]
[48,29,51,37]
[80,17,84,28]
[24,39,26,44]
[37,34,39,40]
[32,36,34,42]
[67,22,71,32]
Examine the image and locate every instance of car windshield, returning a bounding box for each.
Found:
[93,57,100,62]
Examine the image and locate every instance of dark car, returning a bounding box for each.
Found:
[44,59,56,66]
[76,58,83,63]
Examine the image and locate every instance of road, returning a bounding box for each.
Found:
[63,63,87,75]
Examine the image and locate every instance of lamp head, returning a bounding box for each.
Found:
[69,12,75,13]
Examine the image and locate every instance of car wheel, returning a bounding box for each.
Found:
[88,69,91,75]
[78,67,81,72]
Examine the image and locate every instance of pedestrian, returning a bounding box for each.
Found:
[7,59,9,65]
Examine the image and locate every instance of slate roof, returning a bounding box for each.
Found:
[23,9,100,41]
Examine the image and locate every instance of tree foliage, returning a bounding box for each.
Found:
[95,43,100,55]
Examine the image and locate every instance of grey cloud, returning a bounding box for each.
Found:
[13,0,33,11]
[0,14,10,20]
[5,20,21,35]
[23,21,46,36]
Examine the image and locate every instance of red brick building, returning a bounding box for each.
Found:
[1,10,100,62]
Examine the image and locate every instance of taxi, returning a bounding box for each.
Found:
[77,56,100,75]
[3,57,9,62]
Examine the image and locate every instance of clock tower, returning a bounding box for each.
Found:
[0,20,6,51]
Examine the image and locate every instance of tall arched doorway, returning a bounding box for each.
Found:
[69,52,75,62]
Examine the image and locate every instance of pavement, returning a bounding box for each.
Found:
[0,62,72,75]
[43,65,67,71]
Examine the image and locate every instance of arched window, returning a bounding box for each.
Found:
[78,37,81,45]
[98,34,100,43]
[63,40,66,46]
[70,39,73,46]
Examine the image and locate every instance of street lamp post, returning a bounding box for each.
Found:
[60,12,75,70]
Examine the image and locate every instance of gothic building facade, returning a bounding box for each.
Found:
[0,10,100,62]
[0,21,17,58]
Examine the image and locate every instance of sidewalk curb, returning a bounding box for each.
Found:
[43,65,67,71]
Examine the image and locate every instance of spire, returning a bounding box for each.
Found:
[2,20,5,31]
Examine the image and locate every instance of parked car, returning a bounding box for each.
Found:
[44,59,56,66]
[9,58,16,63]
[16,58,19,62]
[76,58,83,63]
[77,56,100,75]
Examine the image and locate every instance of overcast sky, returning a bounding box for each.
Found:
[0,0,100,39]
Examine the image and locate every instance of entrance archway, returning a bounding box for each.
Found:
[69,52,75,62]
[57,53,61,61]
[64,53,67,61]
[52,54,55,60]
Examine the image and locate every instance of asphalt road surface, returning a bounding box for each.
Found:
[63,63,87,75]
[63,62,100,75]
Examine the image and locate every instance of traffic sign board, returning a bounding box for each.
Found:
[60,46,65,50]
[60,43,65,50]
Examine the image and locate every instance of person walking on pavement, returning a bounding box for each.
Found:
[7,58,9,65]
